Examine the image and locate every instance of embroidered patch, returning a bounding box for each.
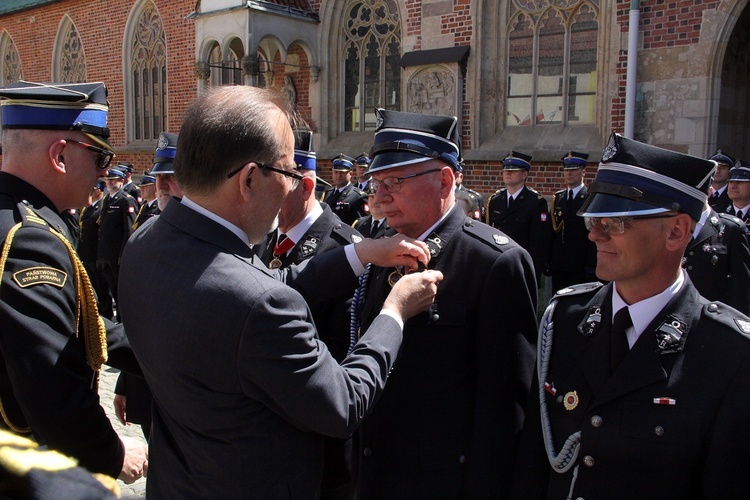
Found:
[351,234,363,244]
[540,213,548,222]
[492,234,509,245]
[13,267,67,289]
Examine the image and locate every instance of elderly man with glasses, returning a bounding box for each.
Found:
[512,133,750,499]
[352,109,538,498]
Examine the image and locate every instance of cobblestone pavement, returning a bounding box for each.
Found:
[99,365,147,499]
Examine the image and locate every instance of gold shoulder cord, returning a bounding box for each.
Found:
[484,193,496,225]
[0,214,107,434]
[550,192,564,233]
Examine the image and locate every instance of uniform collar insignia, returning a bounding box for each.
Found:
[654,315,688,353]
[298,236,319,258]
[578,305,602,337]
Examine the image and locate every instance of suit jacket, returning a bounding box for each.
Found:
[324,183,367,226]
[486,185,551,281]
[683,209,750,315]
[548,187,597,281]
[97,189,137,261]
[119,199,405,498]
[353,215,389,239]
[512,280,750,499]
[356,205,538,498]
[0,172,137,478]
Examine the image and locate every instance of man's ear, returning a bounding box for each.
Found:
[49,140,67,173]
[237,163,256,201]
[665,213,693,251]
[439,166,455,198]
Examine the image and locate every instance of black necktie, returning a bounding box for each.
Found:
[508,195,514,208]
[371,219,380,235]
[712,191,719,199]
[568,190,574,202]
[611,307,632,372]
[738,210,744,220]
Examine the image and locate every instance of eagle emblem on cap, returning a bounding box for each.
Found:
[157,133,169,151]
[602,134,618,162]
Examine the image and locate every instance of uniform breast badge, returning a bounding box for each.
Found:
[563,391,579,411]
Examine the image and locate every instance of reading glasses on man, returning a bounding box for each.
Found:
[584,214,677,235]
[227,161,303,186]
[371,168,441,194]
[65,139,114,170]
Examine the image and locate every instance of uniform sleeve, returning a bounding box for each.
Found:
[119,197,138,257]
[466,244,539,497]
[0,227,124,477]
[529,197,552,281]
[237,284,402,439]
[725,226,750,315]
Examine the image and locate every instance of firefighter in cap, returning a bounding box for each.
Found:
[0,81,146,482]
[512,133,750,499]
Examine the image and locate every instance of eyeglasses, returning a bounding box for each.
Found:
[227,161,303,189]
[584,214,677,235]
[370,168,442,194]
[65,139,114,170]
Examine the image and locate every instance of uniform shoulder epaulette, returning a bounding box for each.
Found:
[332,221,364,244]
[552,281,604,300]
[352,185,366,196]
[703,301,750,340]
[462,218,512,248]
[554,188,566,195]
[715,211,746,227]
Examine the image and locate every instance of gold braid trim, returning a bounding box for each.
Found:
[484,192,496,225]
[0,221,107,434]
[48,227,108,371]
[551,192,564,233]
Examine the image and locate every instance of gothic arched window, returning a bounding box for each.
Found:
[343,0,401,131]
[0,31,22,86]
[507,1,599,127]
[54,16,87,83]
[128,1,167,142]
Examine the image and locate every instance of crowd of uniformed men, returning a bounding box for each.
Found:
[1,79,750,499]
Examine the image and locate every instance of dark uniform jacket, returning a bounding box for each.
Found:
[323,183,367,226]
[548,186,597,290]
[486,185,551,282]
[96,189,137,262]
[353,215,389,239]
[122,181,142,205]
[119,199,405,498]
[708,186,730,212]
[77,198,103,264]
[683,209,750,315]
[356,205,538,498]
[132,199,160,231]
[512,280,750,499]
[0,172,139,478]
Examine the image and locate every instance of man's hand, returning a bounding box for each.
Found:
[118,436,148,484]
[113,394,128,426]
[355,234,431,272]
[383,270,443,321]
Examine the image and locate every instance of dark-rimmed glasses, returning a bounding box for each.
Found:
[584,214,677,235]
[65,139,114,170]
[227,161,304,189]
[370,168,442,194]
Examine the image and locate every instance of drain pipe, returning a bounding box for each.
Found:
[624,0,640,139]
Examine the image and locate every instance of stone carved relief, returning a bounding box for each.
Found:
[407,68,456,116]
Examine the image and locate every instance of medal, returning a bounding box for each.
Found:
[388,268,403,287]
[563,391,579,411]
[269,258,282,269]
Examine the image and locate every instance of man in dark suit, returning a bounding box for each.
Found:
[97,167,138,321]
[324,153,367,225]
[486,151,551,284]
[0,81,146,484]
[512,133,750,499]
[118,85,442,498]
[548,151,597,292]
[353,109,538,498]
[683,202,750,315]
[254,129,364,499]
[708,150,733,212]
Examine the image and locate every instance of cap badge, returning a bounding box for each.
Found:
[157,133,169,150]
[601,134,618,162]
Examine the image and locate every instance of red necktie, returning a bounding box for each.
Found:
[274,234,295,256]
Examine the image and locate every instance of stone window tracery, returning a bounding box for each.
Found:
[56,17,86,83]
[343,0,401,131]
[507,0,598,127]
[0,32,22,85]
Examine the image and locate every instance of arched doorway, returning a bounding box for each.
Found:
[718,5,750,160]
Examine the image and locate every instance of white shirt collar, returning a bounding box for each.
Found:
[692,206,711,239]
[569,184,584,198]
[180,195,252,248]
[284,202,323,244]
[612,271,685,348]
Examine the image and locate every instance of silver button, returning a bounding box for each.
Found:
[590,415,602,427]
[708,303,719,312]
[654,426,665,437]
[431,313,440,321]
[583,455,595,467]
[363,447,373,457]
[458,455,466,464]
